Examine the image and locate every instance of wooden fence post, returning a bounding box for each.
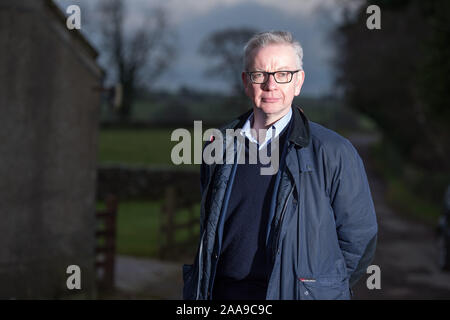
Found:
[95,194,118,290]
[159,187,200,260]
[160,186,176,259]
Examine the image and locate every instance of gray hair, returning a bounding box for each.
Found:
[243,31,303,71]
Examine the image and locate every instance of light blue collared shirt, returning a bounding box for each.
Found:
[240,107,292,150]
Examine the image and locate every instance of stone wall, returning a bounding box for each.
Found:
[0,0,102,299]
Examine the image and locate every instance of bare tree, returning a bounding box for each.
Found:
[98,0,176,121]
[199,27,258,111]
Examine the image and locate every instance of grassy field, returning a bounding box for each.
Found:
[385,178,441,226]
[98,128,203,259]
[97,200,200,259]
[98,128,175,166]
[370,143,442,226]
[98,127,209,169]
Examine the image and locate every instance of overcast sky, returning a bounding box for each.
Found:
[55,0,363,96]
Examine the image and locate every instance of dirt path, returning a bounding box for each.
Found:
[349,133,450,299]
[111,255,183,299]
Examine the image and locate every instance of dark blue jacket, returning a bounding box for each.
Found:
[183,106,378,300]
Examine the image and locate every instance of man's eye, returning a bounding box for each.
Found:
[277,72,288,78]
[253,73,264,78]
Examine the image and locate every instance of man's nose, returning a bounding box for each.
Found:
[264,73,278,90]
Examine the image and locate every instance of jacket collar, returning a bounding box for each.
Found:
[289,105,310,148]
[227,105,310,148]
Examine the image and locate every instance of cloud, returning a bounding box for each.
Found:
[53,0,352,95]
[155,1,340,95]
[164,0,342,24]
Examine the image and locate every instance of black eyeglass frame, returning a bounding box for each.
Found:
[245,70,301,84]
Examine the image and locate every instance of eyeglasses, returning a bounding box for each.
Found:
[246,70,301,84]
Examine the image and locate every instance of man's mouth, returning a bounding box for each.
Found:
[262,97,280,103]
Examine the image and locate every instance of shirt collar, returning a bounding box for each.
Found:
[240,107,292,149]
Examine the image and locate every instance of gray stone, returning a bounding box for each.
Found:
[0,0,102,299]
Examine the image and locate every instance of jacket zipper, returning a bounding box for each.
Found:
[196,230,205,300]
[207,142,241,300]
[197,165,214,300]
[273,185,295,260]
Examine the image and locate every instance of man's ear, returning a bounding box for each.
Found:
[294,70,305,96]
[242,71,250,97]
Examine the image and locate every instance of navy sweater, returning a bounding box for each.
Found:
[212,125,289,300]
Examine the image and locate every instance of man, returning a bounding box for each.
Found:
[183,31,378,300]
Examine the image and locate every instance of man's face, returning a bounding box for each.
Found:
[242,44,305,118]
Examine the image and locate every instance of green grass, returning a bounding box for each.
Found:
[97,200,161,257]
[98,129,175,166]
[98,128,206,168]
[116,201,162,257]
[97,128,204,258]
[96,200,200,258]
[170,204,201,244]
[370,142,441,226]
[386,177,441,226]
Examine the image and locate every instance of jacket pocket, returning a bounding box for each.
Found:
[182,264,196,300]
[297,276,351,300]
